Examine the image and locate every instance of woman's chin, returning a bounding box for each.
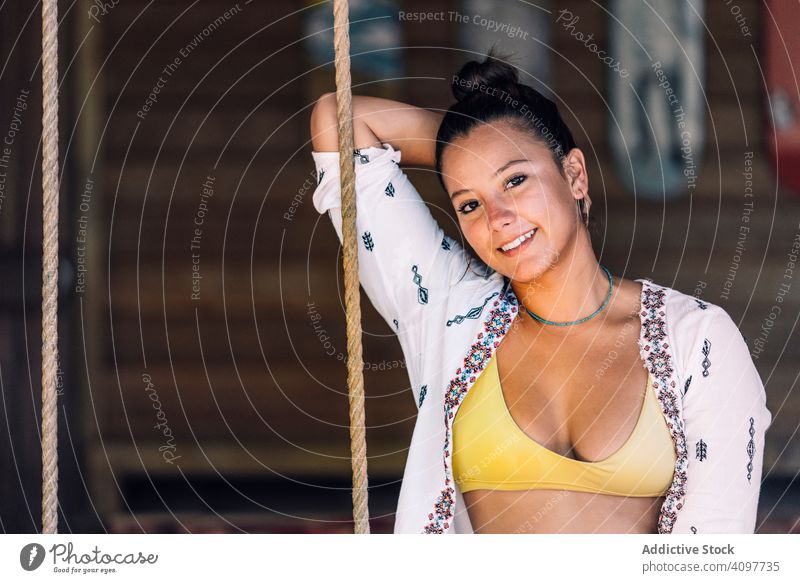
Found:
[508,252,560,284]
[488,257,549,284]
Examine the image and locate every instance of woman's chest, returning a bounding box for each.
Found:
[493,322,650,463]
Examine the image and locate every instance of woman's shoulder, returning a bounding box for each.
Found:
[636,276,718,314]
[637,277,741,345]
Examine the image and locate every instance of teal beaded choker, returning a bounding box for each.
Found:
[523,265,613,326]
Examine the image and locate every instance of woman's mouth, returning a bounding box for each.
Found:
[498,228,537,256]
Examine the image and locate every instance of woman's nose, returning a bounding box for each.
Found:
[485,197,516,232]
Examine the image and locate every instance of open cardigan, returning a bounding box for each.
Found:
[310,142,773,534]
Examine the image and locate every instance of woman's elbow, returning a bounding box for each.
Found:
[310,92,338,152]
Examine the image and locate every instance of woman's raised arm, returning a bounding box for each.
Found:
[307,93,475,405]
[310,93,444,167]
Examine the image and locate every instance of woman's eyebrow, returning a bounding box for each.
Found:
[449,159,530,199]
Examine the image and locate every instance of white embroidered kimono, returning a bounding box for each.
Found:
[310,143,773,534]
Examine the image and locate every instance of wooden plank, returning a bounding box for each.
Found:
[88,437,410,515]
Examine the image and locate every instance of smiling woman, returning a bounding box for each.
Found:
[308,48,771,534]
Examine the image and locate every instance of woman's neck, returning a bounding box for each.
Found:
[510,253,612,330]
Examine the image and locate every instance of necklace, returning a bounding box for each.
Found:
[523,265,613,326]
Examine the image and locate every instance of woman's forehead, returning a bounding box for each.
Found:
[445,122,550,162]
[441,130,551,186]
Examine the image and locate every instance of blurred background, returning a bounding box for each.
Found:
[0,0,798,534]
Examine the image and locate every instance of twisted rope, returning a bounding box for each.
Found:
[332,0,370,534]
[40,0,60,534]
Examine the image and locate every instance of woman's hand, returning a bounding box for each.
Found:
[310,93,444,168]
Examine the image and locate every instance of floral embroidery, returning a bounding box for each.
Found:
[411,265,429,304]
[701,339,711,377]
[696,439,707,461]
[393,318,399,329]
[423,489,455,534]
[441,236,451,251]
[659,388,680,419]
[638,280,687,535]
[695,299,707,310]
[446,292,500,326]
[682,375,692,397]
[422,283,517,534]
[642,314,667,343]
[444,377,468,415]
[362,231,374,251]
[385,181,395,197]
[747,417,755,483]
[418,385,427,408]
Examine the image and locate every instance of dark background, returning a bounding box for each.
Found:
[0,0,797,533]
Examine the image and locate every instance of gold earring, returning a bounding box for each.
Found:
[577,197,589,227]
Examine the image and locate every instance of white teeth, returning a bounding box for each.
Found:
[500,229,537,252]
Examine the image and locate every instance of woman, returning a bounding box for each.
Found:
[308,51,772,534]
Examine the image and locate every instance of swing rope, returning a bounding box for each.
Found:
[40,0,61,534]
[37,0,369,535]
[332,0,370,534]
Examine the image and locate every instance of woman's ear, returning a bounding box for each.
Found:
[562,147,590,212]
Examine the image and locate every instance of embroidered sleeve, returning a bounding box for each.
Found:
[311,143,472,376]
[674,305,773,533]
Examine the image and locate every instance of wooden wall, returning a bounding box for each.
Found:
[83,0,798,522]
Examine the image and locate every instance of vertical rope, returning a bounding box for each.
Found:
[331,0,370,534]
[40,0,60,534]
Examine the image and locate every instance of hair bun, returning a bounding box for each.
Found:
[451,46,519,102]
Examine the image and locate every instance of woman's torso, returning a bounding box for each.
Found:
[455,278,674,533]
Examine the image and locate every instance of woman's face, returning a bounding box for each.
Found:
[441,118,589,283]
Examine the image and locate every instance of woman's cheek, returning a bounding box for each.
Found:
[470,231,497,263]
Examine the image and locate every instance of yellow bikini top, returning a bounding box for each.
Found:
[452,355,676,497]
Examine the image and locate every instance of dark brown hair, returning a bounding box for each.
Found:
[435,45,577,190]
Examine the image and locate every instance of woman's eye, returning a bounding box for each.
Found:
[456,175,526,215]
[457,201,479,215]
[506,174,526,189]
